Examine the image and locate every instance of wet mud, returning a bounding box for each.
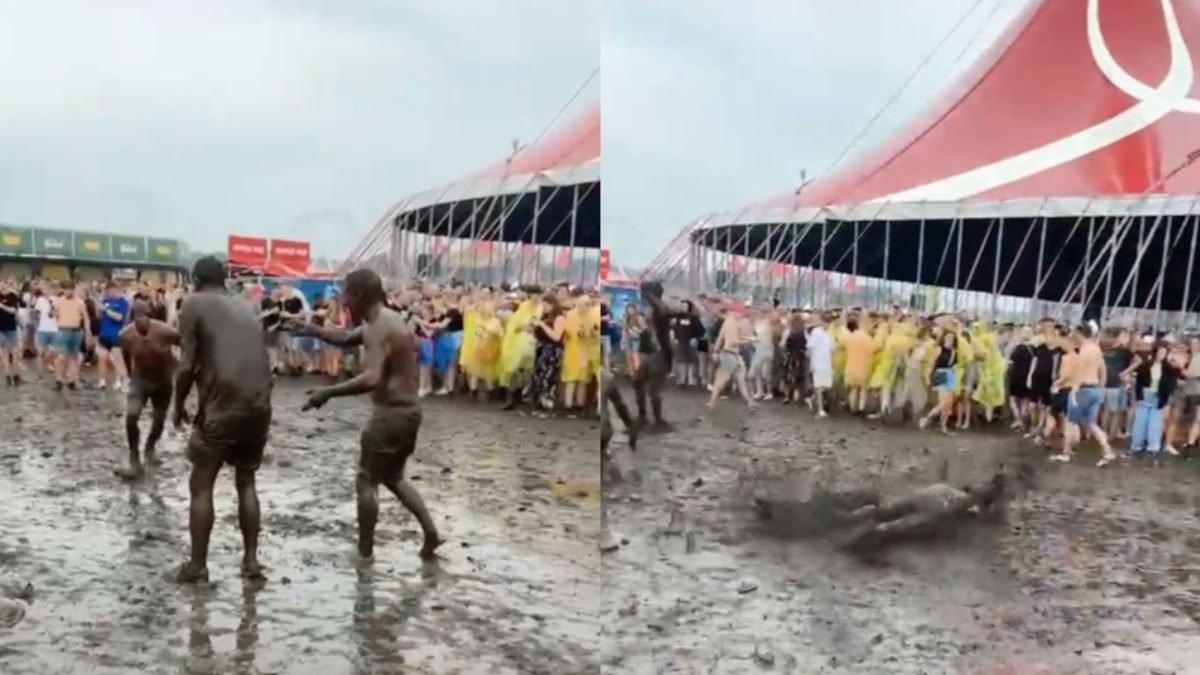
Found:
[602,387,1200,674]
[0,376,600,674]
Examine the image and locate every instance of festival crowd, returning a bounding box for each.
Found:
[609,296,1200,465]
[0,276,605,415]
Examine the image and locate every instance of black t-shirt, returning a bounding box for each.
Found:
[1103,347,1132,388]
[283,297,303,315]
[600,305,611,337]
[260,299,282,330]
[935,344,957,369]
[0,291,22,332]
[445,309,464,333]
[1009,343,1033,382]
[535,309,563,345]
[1032,344,1056,379]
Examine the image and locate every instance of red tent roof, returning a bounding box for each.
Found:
[474,103,599,179]
[756,0,1200,215]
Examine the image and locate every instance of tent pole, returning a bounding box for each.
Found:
[851,221,859,307]
[916,218,925,312]
[1084,216,1094,324]
[820,220,828,308]
[492,198,503,286]
[1033,215,1047,322]
[992,217,1003,320]
[1104,215,1116,320]
[1155,216,1170,330]
[1184,214,1198,330]
[954,215,964,313]
[569,184,579,287]
[883,219,890,311]
[1133,216,1144,323]
[790,222,799,306]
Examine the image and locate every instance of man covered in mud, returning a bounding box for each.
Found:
[115,300,180,479]
[633,279,677,432]
[293,268,443,561]
[173,256,273,583]
[839,469,1008,551]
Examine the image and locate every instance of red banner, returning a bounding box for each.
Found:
[269,239,311,269]
[227,236,268,267]
[599,248,610,281]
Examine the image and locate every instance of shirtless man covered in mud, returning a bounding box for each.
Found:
[115,300,180,479]
[173,256,273,583]
[633,280,676,432]
[601,368,637,552]
[294,269,443,560]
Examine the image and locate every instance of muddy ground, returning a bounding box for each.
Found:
[0,374,600,674]
[602,387,1200,674]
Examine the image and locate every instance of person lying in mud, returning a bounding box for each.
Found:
[114,300,180,480]
[601,368,638,552]
[173,256,274,583]
[633,279,677,433]
[839,470,1008,551]
[293,268,444,561]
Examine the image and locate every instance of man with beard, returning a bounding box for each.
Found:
[293,269,443,560]
[633,280,676,432]
[173,256,273,583]
[115,300,179,479]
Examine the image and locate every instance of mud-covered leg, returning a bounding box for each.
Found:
[382,475,443,559]
[176,462,220,583]
[633,366,650,426]
[356,471,380,559]
[144,386,170,465]
[118,387,146,480]
[236,468,265,579]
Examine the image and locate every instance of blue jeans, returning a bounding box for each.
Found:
[1067,386,1103,426]
[1131,391,1163,454]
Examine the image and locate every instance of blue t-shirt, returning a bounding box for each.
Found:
[99,297,129,340]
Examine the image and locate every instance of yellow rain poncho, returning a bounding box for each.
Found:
[970,321,1008,410]
[832,321,849,387]
[868,322,892,390]
[561,307,590,384]
[499,300,538,388]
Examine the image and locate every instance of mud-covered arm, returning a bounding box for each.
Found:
[174,299,198,420]
[118,326,134,376]
[319,324,383,400]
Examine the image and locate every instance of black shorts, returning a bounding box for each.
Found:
[1007,373,1031,400]
[187,408,272,471]
[1031,375,1053,406]
[359,406,422,485]
[1051,390,1070,415]
[127,378,172,418]
[98,335,120,351]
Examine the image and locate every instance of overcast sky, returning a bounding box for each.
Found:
[602,0,1035,266]
[0,0,597,258]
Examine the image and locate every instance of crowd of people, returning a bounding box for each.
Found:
[0,275,606,415]
[608,294,1200,466]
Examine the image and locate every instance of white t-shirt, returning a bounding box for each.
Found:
[807,326,833,373]
[35,297,57,333]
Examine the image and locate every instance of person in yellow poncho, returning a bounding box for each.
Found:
[586,298,603,392]
[969,320,1008,424]
[561,295,592,411]
[844,317,875,413]
[464,299,504,395]
[867,316,892,415]
[499,296,539,410]
[831,314,850,406]
[460,293,481,389]
[871,318,916,420]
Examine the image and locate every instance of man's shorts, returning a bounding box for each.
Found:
[127,377,173,418]
[187,408,272,471]
[1103,387,1127,412]
[0,331,16,350]
[359,406,422,484]
[35,331,55,352]
[716,351,746,378]
[1066,386,1103,426]
[54,329,83,355]
[97,335,120,352]
[811,368,833,390]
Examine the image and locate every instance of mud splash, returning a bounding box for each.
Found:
[602,388,1200,673]
[0,376,599,674]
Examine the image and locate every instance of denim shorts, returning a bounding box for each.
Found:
[933,367,957,392]
[55,329,83,355]
[1067,386,1103,426]
[1103,387,1127,412]
[0,331,16,349]
[36,331,56,351]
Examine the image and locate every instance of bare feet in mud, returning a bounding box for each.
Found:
[172,563,209,584]
[241,561,267,581]
[420,536,446,561]
[599,529,621,553]
[114,464,143,481]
